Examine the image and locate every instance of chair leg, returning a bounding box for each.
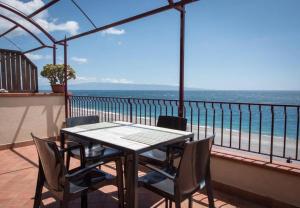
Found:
[165,198,168,208]
[60,200,69,208]
[33,164,44,208]
[116,159,124,208]
[81,192,88,208]
[169,200,172,208]
[188,196,193,208]
[66,153,71,171]
[205,170,215,208]
[175,201,180,208]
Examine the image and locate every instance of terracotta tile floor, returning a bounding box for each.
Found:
[0,145,266,208]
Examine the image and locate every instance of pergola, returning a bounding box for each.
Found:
[0,0,199,119]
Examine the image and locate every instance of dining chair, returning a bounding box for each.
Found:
[65,116,122,170]
[32,133,124,208]
[138,135,215,208]
[139,116,187,167]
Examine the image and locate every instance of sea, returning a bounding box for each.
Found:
[70,90,300,105]
[63,90,300,140]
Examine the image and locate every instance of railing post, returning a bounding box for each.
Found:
[129,98,133,123]
[270,106,274,163]
[296,107,300,160]
[63,37,68,119]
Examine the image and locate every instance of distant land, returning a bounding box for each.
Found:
[39,82,202,91]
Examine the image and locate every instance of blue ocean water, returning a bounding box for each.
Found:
[71,90,300,105]
[69,90,300,139]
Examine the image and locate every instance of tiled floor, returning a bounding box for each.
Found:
[0,145,266,208]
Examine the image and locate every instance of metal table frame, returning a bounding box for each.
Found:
[60,121,194,208]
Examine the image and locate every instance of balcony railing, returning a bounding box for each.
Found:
[69,95,300,163]
[0,48,38,92]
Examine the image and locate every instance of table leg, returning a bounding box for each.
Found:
[125,152,138,208]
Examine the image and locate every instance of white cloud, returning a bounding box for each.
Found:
[76,76,97,82]
[74,76,133,84]
[100,78,133,84]
[102,27,125,35]
[0,0,79,37]
[25,53,51,61]
[36,19,79,36]
[71,57,88,64]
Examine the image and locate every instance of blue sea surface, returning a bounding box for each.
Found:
[67,90,300,139]
[71,90,300,105]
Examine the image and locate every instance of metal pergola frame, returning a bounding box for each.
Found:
[0,0,199,119]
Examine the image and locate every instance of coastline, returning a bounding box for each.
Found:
[70,107,300,160]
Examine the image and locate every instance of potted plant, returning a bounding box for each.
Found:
[41,64,76,93]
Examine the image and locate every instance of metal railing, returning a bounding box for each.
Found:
[69,95,300,163]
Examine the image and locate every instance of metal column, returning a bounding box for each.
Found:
[178,5,185,118]
[64,37,68,119]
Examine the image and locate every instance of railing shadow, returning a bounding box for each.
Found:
[9,148,38,167]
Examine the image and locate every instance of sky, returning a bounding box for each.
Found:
[0,0,300,90]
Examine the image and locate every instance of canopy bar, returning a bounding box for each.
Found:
[0,0,60,38]
[70,0,97,29]
[0,2,57,44]
[3,36,22,51]
[167,0,182,11]
[0,14,46,46]
[23,45,54,54]
[55,0,198,44]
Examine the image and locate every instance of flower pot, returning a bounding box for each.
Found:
[51,84,65,93]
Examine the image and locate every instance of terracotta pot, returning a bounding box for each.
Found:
[51,84,65,93]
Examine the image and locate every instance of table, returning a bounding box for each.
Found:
[60,121,194,208]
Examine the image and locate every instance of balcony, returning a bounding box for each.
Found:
[0,1,299,207]
[0,93,299,208]
[0,144,268,208]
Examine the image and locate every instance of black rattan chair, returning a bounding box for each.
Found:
[139,116,187,167]
[31,133,124,208]
[65,116,122,170]
[138,135,215,208]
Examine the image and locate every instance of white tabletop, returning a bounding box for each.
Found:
[61,121,194,153]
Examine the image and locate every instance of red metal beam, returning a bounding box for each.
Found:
[64,37,69,119]
[70,0,97,29]
[168,0,174,5]
[53,44,57,64]
[0,2,57,43]
[55,0,198,44]
[178,6,185,117]
[0,14,46,46]
[23,45,53,54]
[0,0,60,38]
[3,36,22,51]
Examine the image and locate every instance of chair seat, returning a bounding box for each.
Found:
[69,168,115,194]
[138,169,176,197]
[140,149,167,162]
[140,145,183,166]
[69,144,122,161]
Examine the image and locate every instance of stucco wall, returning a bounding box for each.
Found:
[211,154,300,207]
[0,93,65,145]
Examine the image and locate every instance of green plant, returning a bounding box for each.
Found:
[41,64,76,85]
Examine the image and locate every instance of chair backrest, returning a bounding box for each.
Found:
[32,134,66,192]
[66,115,100,127]
[175,135,214,196]
[157,116,187,131]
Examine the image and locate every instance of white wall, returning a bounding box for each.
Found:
[0,94,65,145]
